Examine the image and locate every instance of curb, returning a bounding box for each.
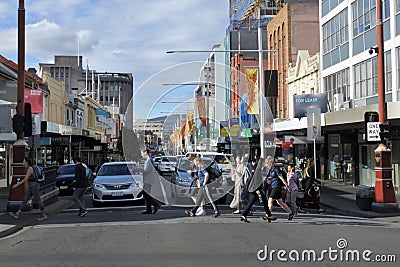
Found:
[0,225,22,239]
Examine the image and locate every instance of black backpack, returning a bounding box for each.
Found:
[206,166,222,183]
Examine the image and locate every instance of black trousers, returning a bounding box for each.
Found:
[242,185,272,217]
[143,183,160,212]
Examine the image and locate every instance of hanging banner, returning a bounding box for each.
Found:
[181,120,186,140]
[24,88,43,114]
[229,117,240,136]
[196,96,206,126]
[220,121,229,137]
[187,111,194,135]
[245,68,259,114]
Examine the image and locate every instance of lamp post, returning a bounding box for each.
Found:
[372,0,398,212]
[8,0,27,212]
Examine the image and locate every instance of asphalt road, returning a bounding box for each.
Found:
[0,204,399,267]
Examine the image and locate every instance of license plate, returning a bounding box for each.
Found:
[112,191,124,196]
[60,186,68,190]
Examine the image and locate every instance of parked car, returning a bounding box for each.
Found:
[158,156,178,174]
[170,157,227,203]
[92,162,143,206]
[55,164,76,194]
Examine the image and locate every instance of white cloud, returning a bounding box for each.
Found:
[0,0,229,117]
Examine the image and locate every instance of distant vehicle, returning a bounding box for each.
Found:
[55,164,76,194]
[92,162,143,206]
[170,156,227,203]
[152,156,162,170]
[158,156,178,174]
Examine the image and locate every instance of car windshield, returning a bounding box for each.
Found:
[97,164,140,176]
[162,157,177,162]
[213,155,230,164]
[177,158,216,171]
[57,164,75,175]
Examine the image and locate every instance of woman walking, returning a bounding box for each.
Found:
[229,155,243,214]
[266,156,294,220]
[286,164,299,214]
[10,157,47,221]
[240,157,276,223]
[302,158,325,213]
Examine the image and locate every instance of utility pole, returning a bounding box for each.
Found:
[8,0,28,212]
[373,0,398,212]
[205,59,211,152]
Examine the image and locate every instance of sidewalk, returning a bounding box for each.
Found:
[0,183,74,239]
[319,180,400,221]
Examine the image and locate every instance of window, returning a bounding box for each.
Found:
[353,57,378,100]
[324,68,350,103]
[385,51,392,92]
[323,9,348,54]
[352,0,377,37]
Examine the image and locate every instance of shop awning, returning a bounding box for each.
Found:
[0,132,17,142]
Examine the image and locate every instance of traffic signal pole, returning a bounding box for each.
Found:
[373,0,398,212]
[7,0,28,212]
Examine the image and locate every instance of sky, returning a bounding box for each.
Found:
[0,0,230,119]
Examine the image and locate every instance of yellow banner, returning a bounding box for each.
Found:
[197,96,206,126]
[187,111,194,135]
[245,68,259,114]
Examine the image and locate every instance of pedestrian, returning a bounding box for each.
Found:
[186,157,220,218]
[186,154,206,216]
[229,155,243,214]
[10,157,47,221]
[302,158,325,213]
[240,157,276,223]
[71,157,89,217]
[266,156,295,220]
[240,155,251,213]
[140,149,161,214]
[286,164,299,214]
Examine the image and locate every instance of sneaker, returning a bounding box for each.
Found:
[185,210,195,217]
[10,212,19,220]
[195,207,206,216]
[37,215,48,221]
[288,213,294,221]
[80,210,88,217]
[232,210,241,214]
[212,212,220,218]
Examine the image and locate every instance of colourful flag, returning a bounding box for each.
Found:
[187,111,194,135]
[245,68,259,114]
[196,96,206,126]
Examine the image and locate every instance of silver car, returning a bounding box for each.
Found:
[92,162,143,205]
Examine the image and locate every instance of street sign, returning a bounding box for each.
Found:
[364,111,379,143]
[307,107,321,141]
[366,122,381,142]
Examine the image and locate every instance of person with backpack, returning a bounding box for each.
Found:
[266,156,294,220]
[186,157,220,218]
[302,158,325,213]
[10,157,47,221]
[72,157,89,217]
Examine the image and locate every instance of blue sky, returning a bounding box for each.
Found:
[0,0,229,119]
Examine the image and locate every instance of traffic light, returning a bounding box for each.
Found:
[12,114,24,133]
[379,122,391,141]
[24,103,32,136]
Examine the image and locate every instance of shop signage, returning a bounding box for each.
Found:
[40,137,51,145]
[293,93,328,118]
[0,80,17,102]
[24,88,43,114]
[51,136,70,145]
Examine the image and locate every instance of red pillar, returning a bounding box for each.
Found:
[7,0,28,212]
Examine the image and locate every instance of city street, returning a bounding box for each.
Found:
[0,195,399,266]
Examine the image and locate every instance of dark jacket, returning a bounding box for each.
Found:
[73,163,89,188]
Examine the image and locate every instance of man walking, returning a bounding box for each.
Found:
[141,149,161,214]
[72,157,89,217]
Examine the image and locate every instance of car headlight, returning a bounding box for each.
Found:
[129,182,140,188]
[94,183,105,189]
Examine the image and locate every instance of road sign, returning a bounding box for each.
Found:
[366,122,381,142]
[307,108,321,141]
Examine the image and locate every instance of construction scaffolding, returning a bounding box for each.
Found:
[227,0,283,32]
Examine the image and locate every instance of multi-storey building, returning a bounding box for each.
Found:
[38,56,133,116]
[320,0,400,191]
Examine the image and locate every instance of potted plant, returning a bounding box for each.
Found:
[355,186,375,211]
